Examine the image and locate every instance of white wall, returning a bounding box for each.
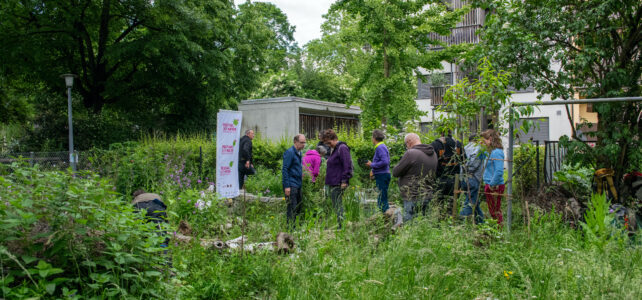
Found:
[238,103,299,142]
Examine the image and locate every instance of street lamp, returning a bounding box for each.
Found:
[60,74,77,172]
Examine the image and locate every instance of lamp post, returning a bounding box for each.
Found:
[61,74,77,172]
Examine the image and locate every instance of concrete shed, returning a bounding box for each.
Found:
[238,97,361,142]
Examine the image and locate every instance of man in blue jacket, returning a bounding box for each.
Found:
[283,134,306,228]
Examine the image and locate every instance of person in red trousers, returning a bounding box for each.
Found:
[481,129,505,225]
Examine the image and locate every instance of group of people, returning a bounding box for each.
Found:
[237,127,507,230]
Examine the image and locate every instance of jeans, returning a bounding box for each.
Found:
[330,186,345,228]
[286,187,303,228]
[403,197,431,223]
[374,173,391,213]
[459,177,484,223]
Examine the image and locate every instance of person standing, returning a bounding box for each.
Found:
[238,129,255,189]
[481,129,505,225]
[317,132,331,159]
[432,130,464,210]
[282,134,306,227]
[458,134,486,224]
[366,129,391,213]
[303,146,322,182]
[322,129,353,229]
[392,133,438,222]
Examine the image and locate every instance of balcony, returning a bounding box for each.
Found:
[431,86,449,106]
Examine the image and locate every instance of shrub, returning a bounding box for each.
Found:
[0,164,170,298]
[513,143,545,197]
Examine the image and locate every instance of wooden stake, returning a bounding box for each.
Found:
[452,174,460,219]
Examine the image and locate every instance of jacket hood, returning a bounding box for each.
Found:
[412,144,435,156]
[335,141,349,150]
[305,150,320,157]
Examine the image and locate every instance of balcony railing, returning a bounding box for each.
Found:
[431,86,448,106]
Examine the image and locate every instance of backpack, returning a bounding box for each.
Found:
[435,137,463,176]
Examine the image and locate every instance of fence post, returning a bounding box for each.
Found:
[30,152,34,167]
[535,140,540,189]
[506,106,514,233]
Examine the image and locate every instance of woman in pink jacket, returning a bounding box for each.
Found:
[303,146,325,182]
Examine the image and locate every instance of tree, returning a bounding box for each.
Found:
[308,0,469,130]
[250,51,351,103]
[476,0,642,185]
[436,57,535,137]
[0,0,295,147]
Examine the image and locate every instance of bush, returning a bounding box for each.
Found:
[513,143,545,197]
[554,162,593,201]
[0,164,170,298]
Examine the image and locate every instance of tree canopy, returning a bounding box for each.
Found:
[0,0,295,148]
[307,0,469,131]
[476,0,641,181]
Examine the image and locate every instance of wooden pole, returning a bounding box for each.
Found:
[452,174,460,219]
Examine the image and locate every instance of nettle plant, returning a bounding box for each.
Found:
[0,164,170,298]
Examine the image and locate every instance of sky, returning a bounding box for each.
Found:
[233,0,336,46]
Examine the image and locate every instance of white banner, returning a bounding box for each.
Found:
[216,110,242,198]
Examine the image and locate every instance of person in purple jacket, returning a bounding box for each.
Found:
[322,129,353,229]
[366,129,391,213]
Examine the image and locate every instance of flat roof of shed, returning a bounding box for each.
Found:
[239,96,362,115]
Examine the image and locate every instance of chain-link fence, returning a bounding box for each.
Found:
[0,151,74,171]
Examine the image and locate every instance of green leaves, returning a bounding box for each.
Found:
[310,0,470,130]
[476,0,642,176]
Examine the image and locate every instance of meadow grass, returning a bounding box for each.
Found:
[169,192,642,299]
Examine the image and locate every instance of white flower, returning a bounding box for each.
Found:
[200,191,206,198]
[207,184,215,192]
[206,200,212,208]
[196,199,206,210]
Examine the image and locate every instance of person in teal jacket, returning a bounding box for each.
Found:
[481,129,505,225]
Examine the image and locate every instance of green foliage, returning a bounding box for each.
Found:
[244,166,284,197]
[476,0,642,180]
[581,193,624,250]
[513,143,545,197]
[553,163,594,201]
[309,0,470,131]
[0,164,170,298]
[438,57,534,136]
[82,134,214,197]
[0,0,296,146]
[251,55,351,104]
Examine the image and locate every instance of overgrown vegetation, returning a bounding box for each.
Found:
[1,131,641,298]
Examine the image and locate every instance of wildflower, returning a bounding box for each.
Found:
[188,171,193,176]
[503,271,513,279]
[609,208,614,213]
[200,191,206,198]
[187,199,191,203]
[208,184,215,192]
[197,179,202,184]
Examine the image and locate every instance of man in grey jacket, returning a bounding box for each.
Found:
[458,134,486,224]
[392,133,438,222]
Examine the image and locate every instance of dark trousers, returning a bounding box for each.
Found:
[374,173,391,213]
[286,187,303,228]
[329,186,345,229]
[238,164,255,189]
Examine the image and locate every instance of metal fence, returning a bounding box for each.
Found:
[0,151,74,171]
[544,141,567,184]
